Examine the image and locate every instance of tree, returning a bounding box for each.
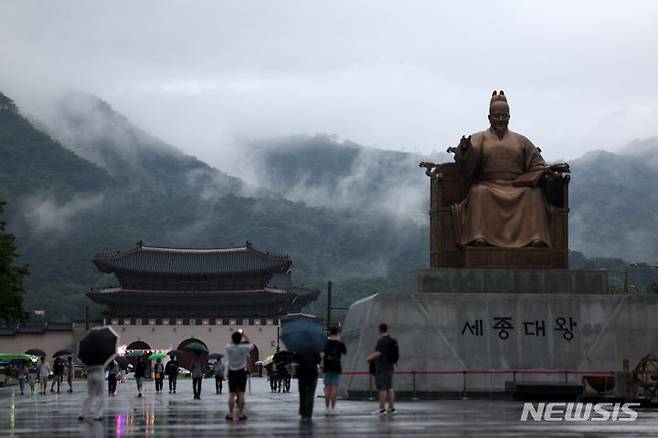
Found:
[651,282,658,295]
[0,201,29,324]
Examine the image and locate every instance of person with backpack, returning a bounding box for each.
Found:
[322,326,347,416]
[213,359,225,394]
[153,358,165,393]
[367,323,398,415]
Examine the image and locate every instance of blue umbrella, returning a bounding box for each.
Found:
[281,320,327,354]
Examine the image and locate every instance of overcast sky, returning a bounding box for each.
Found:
[2,1,657,168]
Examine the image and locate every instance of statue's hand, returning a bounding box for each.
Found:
[459,135,472,150]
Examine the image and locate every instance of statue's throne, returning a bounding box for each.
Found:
[424,162,570,269]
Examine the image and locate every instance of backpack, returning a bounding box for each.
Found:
[387,337,399,365]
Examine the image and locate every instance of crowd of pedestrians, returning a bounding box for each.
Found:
[18,322,398,423]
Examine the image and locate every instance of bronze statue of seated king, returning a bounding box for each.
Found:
[420,90,570,269]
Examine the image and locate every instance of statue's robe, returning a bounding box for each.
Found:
[451,128,552,247]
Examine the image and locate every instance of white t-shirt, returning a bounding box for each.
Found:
[225,343,254,371]
[38,362,50,378]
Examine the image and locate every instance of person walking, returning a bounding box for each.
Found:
[323,326,347,416]
[191,356,203,399]
[165,357,178,393]
[294,351,321,421]
[134,357,147,397]
[78,365,105,421]
[107,360,118,396]
[225,331,254,421]
[27,364,37,395]
[367,323,398,415]
[50,357,64,393]
[213,359,225,394]
[65,356,74,392]
[38,356,50,395]
[17,362,28,395]
[153,358,165,393]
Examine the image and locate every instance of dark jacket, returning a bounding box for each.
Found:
[293,352,321,380]
[135,362,147,378]
[165,361,178,377]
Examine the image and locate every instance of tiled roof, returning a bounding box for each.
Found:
[0,322,73,336]
[93,243,292,275]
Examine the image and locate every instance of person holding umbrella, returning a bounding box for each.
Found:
[294,350,321,421]
[191,356,204,399]
[77,326,119,421]
[165,355,178,394]
[281,320,328,421]
[153,358,165,393]
[225,330,254,421]
[179,342,208,399]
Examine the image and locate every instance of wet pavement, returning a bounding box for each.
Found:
[1,377,658,437]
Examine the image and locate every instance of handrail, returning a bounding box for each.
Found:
[342,369,614,376]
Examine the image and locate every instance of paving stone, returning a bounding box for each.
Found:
[1,377,657,437]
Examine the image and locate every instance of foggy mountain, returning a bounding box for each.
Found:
[1,90,657,320]
[30,92,255,200]
[1,91,425,319]
[569,149,658,265]
[238,134,658,265]
[237,134,450,222]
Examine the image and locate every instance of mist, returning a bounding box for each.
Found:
[21,193,105,235]
[2,0,658,176]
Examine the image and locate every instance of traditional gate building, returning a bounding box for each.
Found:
[88,242,320,367]
[0,242,320,368]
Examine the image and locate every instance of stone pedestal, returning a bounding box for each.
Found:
[340,269,658,399]
[402,268,608,295]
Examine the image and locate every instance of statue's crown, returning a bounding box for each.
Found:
[490,90,507,104]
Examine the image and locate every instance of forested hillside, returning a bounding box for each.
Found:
[1,90,657,321]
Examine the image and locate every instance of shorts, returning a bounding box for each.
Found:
[228,369,247,393]
[39,376,48,385]
[323,372,341,386]
[375,372,393,391]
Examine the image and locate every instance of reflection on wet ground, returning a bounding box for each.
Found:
[1,378,658,437]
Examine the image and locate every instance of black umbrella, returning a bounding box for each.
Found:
[77,326,119,367]
[273,350,293,365]
[281,320,327,354]
[181,342,208,355]
[167,350,183,358]
[207,353,224,360]
[53,349,73,357]
[116,356,129,370]
[25,349,46,357]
